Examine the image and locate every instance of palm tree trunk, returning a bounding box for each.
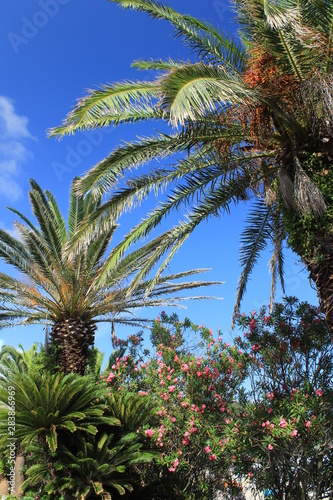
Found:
[305,234,333,340]
[51,318,96,374]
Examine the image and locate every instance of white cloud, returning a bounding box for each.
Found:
[0,96,34,140]
[0,96,35,201]
[0,177,23,201]
[0,221,19,239]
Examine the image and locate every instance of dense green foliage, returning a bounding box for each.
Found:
[281,153,333,260]
[98,300,333,499]
[0,298,331,498]
[232,298,333,498]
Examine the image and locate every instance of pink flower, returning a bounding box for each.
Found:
[249,319,256,332]
[168,385,175,393]
[106,372,115,382]
[267,392,274,400]
[209,453,217,461]
[268,444,274,451]
[173,458,179,467]
[171,417,176,423]
[205,446,212,454]
[279,418,288,428]
[145,429,155,438]
[290,429,298,437]
[316,389,324,397]
[174,355,179,362]
[305,420,311,428]
[168,467,175,472]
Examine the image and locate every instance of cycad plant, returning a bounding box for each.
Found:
[40,431,155,499]
[0,343,39,381]
[51,0,333,334]
[0,371,118,456]
[0,178,219,373]
[0,368,157,499]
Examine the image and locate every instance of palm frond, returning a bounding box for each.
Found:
[132,58,185,71]
[232,200,274,328]
[160,63,257,126]
[48,81,159,137]
[110,0,246,70]
[268,207,285,311]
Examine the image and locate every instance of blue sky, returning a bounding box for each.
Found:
[0,0,318,356]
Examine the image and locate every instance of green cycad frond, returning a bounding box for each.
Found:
[107,392,155,432]
[41,428,155,499]
[0,343,39,381]
[0,371,119,452]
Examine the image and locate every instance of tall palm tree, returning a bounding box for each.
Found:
[0,179,219,374]
[50,0,333,333]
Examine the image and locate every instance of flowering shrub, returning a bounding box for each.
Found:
[230,297,333,499]
[102,312,247,498]
[101,300,333,499]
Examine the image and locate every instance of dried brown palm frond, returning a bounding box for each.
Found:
[277,168,297,210]
[293,157,327,216]
[301,75,333,139]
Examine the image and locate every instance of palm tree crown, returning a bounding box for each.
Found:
[0,178,219,373]
[50,0,333,332]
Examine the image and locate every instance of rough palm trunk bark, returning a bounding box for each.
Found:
[51,318,96,374]
[305,235,333,341]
